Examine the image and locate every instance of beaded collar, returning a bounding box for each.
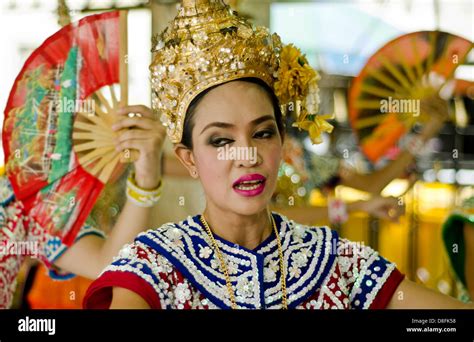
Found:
[137,212,338,309]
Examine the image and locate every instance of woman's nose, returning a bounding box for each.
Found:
[233,146,261,168]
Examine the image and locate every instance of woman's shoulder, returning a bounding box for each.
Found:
[137,215,200,239]
[277,211,389,262]
[275,213,405,309]
[108,215,203,272]
[84,236,186,309]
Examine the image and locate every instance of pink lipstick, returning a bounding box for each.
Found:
[232,174,266,197]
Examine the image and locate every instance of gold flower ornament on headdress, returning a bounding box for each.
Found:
[150,0,333,144]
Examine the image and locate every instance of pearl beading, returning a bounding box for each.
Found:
[96,213,400,310]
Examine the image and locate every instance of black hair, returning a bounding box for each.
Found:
[180,77,285,149]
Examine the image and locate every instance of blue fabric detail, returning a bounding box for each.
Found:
[350,253,394,309]
[139,233,233,310]
[48,268,76,281]
[136,212,337,309]
[256,253,266,309]
[287,229,339,309]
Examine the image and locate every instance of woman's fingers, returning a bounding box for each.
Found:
[420,95,449,122]
[111,104,165,189]
[370,196,403,222]
[384,202,403,222]
[112,116,158,131]
[439,80,456,100]
[374,206,398,222]
[112,104,162,131]
[116,129,159,144]
[116,105,154,119]
[115,138,158,155]
[374,209,393,221]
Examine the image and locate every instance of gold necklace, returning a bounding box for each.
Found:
[199,214,288,309]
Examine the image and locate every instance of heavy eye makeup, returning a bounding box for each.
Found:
[207,124,277,148]
[253,125,277,139]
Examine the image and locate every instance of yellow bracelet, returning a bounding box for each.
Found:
[126,172,163,207]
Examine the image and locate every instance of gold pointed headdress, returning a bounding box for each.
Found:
[150,0,333,144]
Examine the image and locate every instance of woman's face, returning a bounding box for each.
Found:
[182,80,283,216]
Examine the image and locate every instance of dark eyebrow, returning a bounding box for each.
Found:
[251,115,276,126]
[200,115,275,135]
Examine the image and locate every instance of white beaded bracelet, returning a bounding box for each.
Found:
[126,172,162,207]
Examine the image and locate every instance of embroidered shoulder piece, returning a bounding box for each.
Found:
[336,238,398,309]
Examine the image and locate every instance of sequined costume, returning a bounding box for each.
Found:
[0,174,105,309]
[84,0,403,309]
[84,213,404,309]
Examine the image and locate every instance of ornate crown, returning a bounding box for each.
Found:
[150,0,333,144]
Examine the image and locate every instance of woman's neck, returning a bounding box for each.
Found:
[202,205,273,250]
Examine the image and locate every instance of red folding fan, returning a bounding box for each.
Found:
[2,11,135,245]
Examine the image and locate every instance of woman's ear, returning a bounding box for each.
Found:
[174,144,199,179]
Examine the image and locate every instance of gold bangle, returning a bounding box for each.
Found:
[126,172,162,207]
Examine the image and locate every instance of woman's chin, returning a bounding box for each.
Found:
[229,198,270,216]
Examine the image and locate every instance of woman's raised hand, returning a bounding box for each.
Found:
[112,105,167,189]
[358,196,404,222]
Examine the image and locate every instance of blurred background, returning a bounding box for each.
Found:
[1,0,473,307]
